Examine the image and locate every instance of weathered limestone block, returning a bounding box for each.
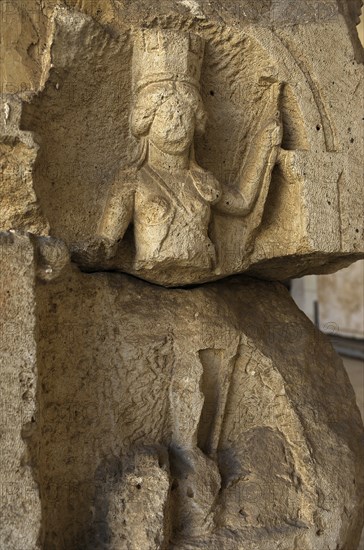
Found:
[0,233,41,549]
[0,95,49,236]
[103,448,171,549]
[1,0,363,285]
[26,256,363,549]
[1,1,363,549]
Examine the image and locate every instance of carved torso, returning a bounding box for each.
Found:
[134,165,216,270]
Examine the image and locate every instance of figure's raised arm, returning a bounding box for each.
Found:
[216,83,283,216]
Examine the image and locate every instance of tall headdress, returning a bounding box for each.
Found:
[132,29,205,92]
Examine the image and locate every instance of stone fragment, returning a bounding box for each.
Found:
[105,447,171,550]
[32,235,70,281]
[1,1,364,549]
[0,1,362,285]
[29,260,363,549]
[0,233,41,549]
[0,95,49,236]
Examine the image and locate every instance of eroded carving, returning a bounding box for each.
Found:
[1,4,364,549]
[83,29,282,273]
[11,7,363,285]
[30,267,364,549]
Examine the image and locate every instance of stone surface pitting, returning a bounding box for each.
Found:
[1,0,364,547]
[27,250,363,549]
[0,1,363,285]
[0,233,41,549]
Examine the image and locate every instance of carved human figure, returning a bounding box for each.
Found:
[93,30,282,271]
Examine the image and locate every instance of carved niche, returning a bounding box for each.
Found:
[18,8,363,285]
[91,29,282,278]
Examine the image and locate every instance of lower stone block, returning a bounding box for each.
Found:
[30,261,363,549]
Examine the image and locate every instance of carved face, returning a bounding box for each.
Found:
[130,82,207,156]
[148,93,196,155]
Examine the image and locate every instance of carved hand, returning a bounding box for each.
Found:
[217,106,282,216]
[259,116,283,151]
[75,236,118,266]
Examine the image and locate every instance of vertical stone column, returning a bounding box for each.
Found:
[0,232,41,549]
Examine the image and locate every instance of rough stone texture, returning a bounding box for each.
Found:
[23,252,362,549]
[1,0,364,548]
[0,233,41,548]
[0,95,49,236]
[0,1,363,285]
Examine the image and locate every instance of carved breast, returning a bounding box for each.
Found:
[138,195,172,226]
[133,166,215,268]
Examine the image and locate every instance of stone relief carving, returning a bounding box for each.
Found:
[23,257,363,549]
[9,7,362,286]
[89,30,282,274]
[1,2,364,549]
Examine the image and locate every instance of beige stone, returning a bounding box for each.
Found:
[1,1,363,285]
[0,94,49,236]
[1,0,364,548]
[0,236,354,549]
[0,233,41,549]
